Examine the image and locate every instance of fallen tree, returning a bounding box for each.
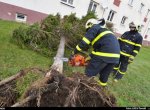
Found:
[11,35,66,107]
[11,35,117,107]
[0,34,117,107]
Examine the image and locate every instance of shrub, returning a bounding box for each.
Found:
[41,13,61,32]
[12,12,97,57]
[12,26,28,48]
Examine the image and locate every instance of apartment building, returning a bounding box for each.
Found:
[0,0,150,44]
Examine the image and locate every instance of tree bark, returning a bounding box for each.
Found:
[0,68,45,87]
[11,96,36,107]
[0,70,26,87]
[45,36,65,77]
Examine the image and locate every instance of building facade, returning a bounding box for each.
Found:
[0,0,150,45]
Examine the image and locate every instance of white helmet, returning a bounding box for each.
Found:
[85,18,106,29]
[85,18,98,29]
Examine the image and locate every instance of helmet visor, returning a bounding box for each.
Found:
[129,26,136,29]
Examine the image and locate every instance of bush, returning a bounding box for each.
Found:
[41,14,61,32]
[81,11,97,25]
[12,26,28,48]
[12,12,97,57]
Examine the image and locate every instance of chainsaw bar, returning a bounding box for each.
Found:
[54,57,69,62]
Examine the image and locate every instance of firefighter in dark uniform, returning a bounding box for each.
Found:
[70,18,120,86]
[112,22,143,82]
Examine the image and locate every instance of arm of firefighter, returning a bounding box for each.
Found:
[131,36,143,57]
[118,32,128,43]
[73,26,98,54]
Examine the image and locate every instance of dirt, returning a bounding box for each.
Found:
[0,81,18,107]
[0,67,46,107]
[21,69,117,107]
[0,69,117,107]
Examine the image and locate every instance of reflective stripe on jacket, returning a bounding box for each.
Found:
[118,31,143,58]
[74,24,120,63]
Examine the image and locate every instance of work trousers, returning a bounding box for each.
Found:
[85,57,116,84]
[112,55,129,80]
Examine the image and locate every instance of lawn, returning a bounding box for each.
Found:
[0,20,52,79]
[108,47,150,107]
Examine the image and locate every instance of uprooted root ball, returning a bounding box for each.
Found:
[0,81,18,107]
[22,70,117,107]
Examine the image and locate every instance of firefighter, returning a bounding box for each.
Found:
[112,22,143,82]
[70,18,120,86]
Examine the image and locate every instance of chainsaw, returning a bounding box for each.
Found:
[54,54,89,67]
[69,54,88,66]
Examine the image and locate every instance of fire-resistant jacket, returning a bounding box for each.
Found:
[118,31,143,58]
[74,24,120,63]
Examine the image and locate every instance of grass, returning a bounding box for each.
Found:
[64,42,150,106]
[0,20,52,79]
[108,47,150,107]
[0,19,150,107]
[0,20,53,98]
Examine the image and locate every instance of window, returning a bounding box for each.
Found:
[145,28,150,39]
[128,0,133,6]
[61,0,67,2]
[139,3,144,13]
[140,25,144,32]
[121,16,127,24]
[61,0,74,6]
[68,0,73,5]
[88,0,99,13]
[146,9,150,17]
[16,13,27,22]
[144,9,150,22]
[107,10,116,21]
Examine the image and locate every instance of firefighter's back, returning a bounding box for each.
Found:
[91,24,120,63]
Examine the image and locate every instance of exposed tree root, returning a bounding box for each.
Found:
[0,68,46,87]
[12,69,117,107]
[0,81,17,107]
[0,67,46,107]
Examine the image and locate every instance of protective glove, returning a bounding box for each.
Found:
[69,54,74,61]
[85,55,91,61]
[68,53,75,66]
[69,51,75,60]
[128,56,134,63]
[84,55,91,66]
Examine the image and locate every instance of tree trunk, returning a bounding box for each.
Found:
[46,36,65,76]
